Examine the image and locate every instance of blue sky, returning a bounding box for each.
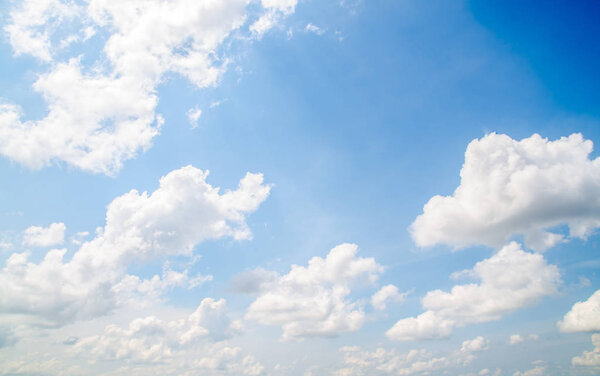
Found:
[0,1,599,375]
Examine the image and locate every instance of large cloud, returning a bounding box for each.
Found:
[410,133,600,252]
[387,242,560,341]
[558,289,600,333]
[0,166,270,327]
[245,243,384,340]
[1,0,296,174]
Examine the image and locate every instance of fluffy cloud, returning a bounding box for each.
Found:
[558,289,600,333]
[22,222,66,247]
[572,334,600,368]
[74,298,242,362]
[387,242,560,340]
[410,133,600,252]
[508,334,539,345]
[371,285,410,311]
[0,166,270,327]
[1,0,297,174]
[245,243,384,340]
[71,298,264,375]
[334,336,488,376]
[461,336,489,352]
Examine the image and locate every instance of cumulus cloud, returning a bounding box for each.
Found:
[334,336,488,376]
[410,133,600,252]
[0,166,270,327]
[71,298,264,375]
[387,242,560,340]
[558,289,600,332]
[512,366,546,376]
[371,285,410,311]
[571,334,600,368]
[75,298,241,362]
[508,334,539,345]
[245,243,384,340]
[22,222,66,247]
[187,107,203,129]
[1,0,298,174]
[461,336,489,352]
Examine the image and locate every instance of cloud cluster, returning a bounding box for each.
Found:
[411,133,600,252]
[571,334,600,368]
[334,336,489,376]
[512,366,546,376]
[74,298,242,362]
[1,0,296,174]
[22,222,65,247]
[558,289,600,333]
[0,166,270,327]
[245,243,384,340]
[387,242,560,340]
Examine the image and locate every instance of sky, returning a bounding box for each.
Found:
[0,0,599,375]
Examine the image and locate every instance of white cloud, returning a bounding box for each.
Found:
[305,23,324,35]
[187,107,203,129]
[371,285,410,311]
[334,337,487,376]
[71,298,264,375]
[387,242,560,340]
[245,243,384,340]
[558,289,600,332]
[0,166,270,327]
[1,0,298,175]
[74,298,241,363]
[509,334,539,345]
[572,334,600,368]
[410,133,600,252]
[22,222,66,247]
[4,0,82,62]
[512,366,545,376]
[461,336,489,352]
[261,0,298,14]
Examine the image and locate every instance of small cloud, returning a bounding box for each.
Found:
[209,99,226,109]
[305,23,324,35]
[70,231,90,245]
[187,107,202,129]
[579,276,592,287]
[23,222,66,247]
[509,334,524,345]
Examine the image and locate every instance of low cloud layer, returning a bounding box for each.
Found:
[334,336,489,376]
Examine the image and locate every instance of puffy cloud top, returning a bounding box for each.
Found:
[558,289,600,333]
[411,133,600,252]
[246,243,383,340]
[0,166,270,326]
[387,242,560,341]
